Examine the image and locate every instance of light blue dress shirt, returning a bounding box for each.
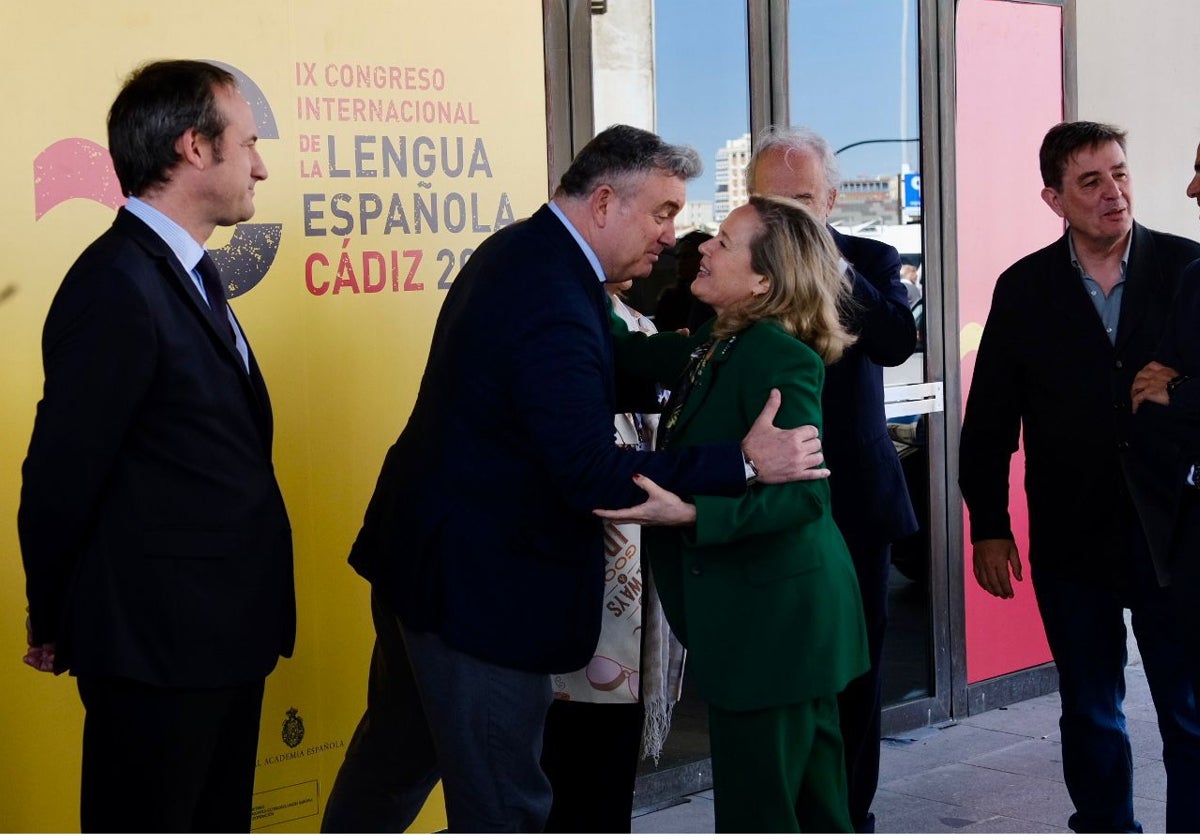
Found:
[547,200,607,284]
[124,197,249,370]
[1068,228,1131,347]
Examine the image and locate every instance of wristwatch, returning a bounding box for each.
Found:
[1167,374,1192,398]
[742,450,759,485]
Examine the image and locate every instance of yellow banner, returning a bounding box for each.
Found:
[0,2,548,832]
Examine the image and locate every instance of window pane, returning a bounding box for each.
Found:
[655,0,750,232]
[591,0,750,315]
[789,0,932,709]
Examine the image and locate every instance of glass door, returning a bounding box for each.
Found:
[591,0,754,797]
[584,1,955,800]
[785,0,946,725]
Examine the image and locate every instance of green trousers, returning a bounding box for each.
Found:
[708,694,852,833]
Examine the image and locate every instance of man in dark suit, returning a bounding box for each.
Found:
[960,121,1200,833]
[746,125,918,834]
[1130,137,1200,701]
[18,60,294,832]
[321,125,829,833]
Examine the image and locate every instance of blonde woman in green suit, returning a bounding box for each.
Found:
[600,195,869,833]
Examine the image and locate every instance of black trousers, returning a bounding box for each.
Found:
[76,674,264,833]
[836,536,891,834]
[1173,571,1200,704]
[541,699,645,833]
[1171,501,1200,702]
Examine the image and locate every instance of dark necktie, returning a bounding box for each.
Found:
[196,252,237,344]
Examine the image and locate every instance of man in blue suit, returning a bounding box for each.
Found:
[747,126,918,834]
[322,125,829,833]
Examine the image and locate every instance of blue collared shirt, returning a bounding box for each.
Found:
[125,196,207,298]
[124,197,249,370]
[1068,228,1131,346]
[547,200,607,284]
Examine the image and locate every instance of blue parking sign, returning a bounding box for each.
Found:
[903,173,922,209]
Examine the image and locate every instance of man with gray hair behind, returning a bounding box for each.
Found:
[747,125,919,833]
[322,124,830,833]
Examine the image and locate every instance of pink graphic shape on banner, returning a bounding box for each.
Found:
[34,138,125,219]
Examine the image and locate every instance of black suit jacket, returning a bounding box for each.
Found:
[1128,258,1200,580]
[19,209,295,688]
[959,223,1200,587]
[825,229,919,545]
[349,205,745,674]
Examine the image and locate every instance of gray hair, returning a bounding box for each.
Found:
[556,124,703,199]
[747,125,840,195]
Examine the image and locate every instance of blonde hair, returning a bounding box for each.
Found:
[712,196,856,363]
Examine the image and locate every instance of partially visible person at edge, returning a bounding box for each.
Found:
[540,280,685,832]
[747,125,918,834]
[960,120,1200,833]
[319,124,830,834]
[18,60,294,832]
[1130,136,1200,704]
[597,195,870,833]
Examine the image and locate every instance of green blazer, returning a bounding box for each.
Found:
[623,320,869,712]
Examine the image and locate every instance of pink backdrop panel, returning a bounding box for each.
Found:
[956,0,1064,682]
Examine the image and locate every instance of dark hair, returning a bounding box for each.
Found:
[108,60,237,197]
[1039,121,1127,191]
[556,124,702,199]
[675,229,711,268]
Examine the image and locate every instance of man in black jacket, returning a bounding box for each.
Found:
[1130,137,1200,703]
[960,121,1200,833]
[18,60,294,832]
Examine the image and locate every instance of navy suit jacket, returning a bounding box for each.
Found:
[19,209,295,688]
[960,223,1200,587]
[825,228,918,545]
[350,205,745,674]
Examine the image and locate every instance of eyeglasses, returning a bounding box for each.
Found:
[585,655,640,700]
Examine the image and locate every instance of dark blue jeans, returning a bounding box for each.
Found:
[1033,539,1200,833]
